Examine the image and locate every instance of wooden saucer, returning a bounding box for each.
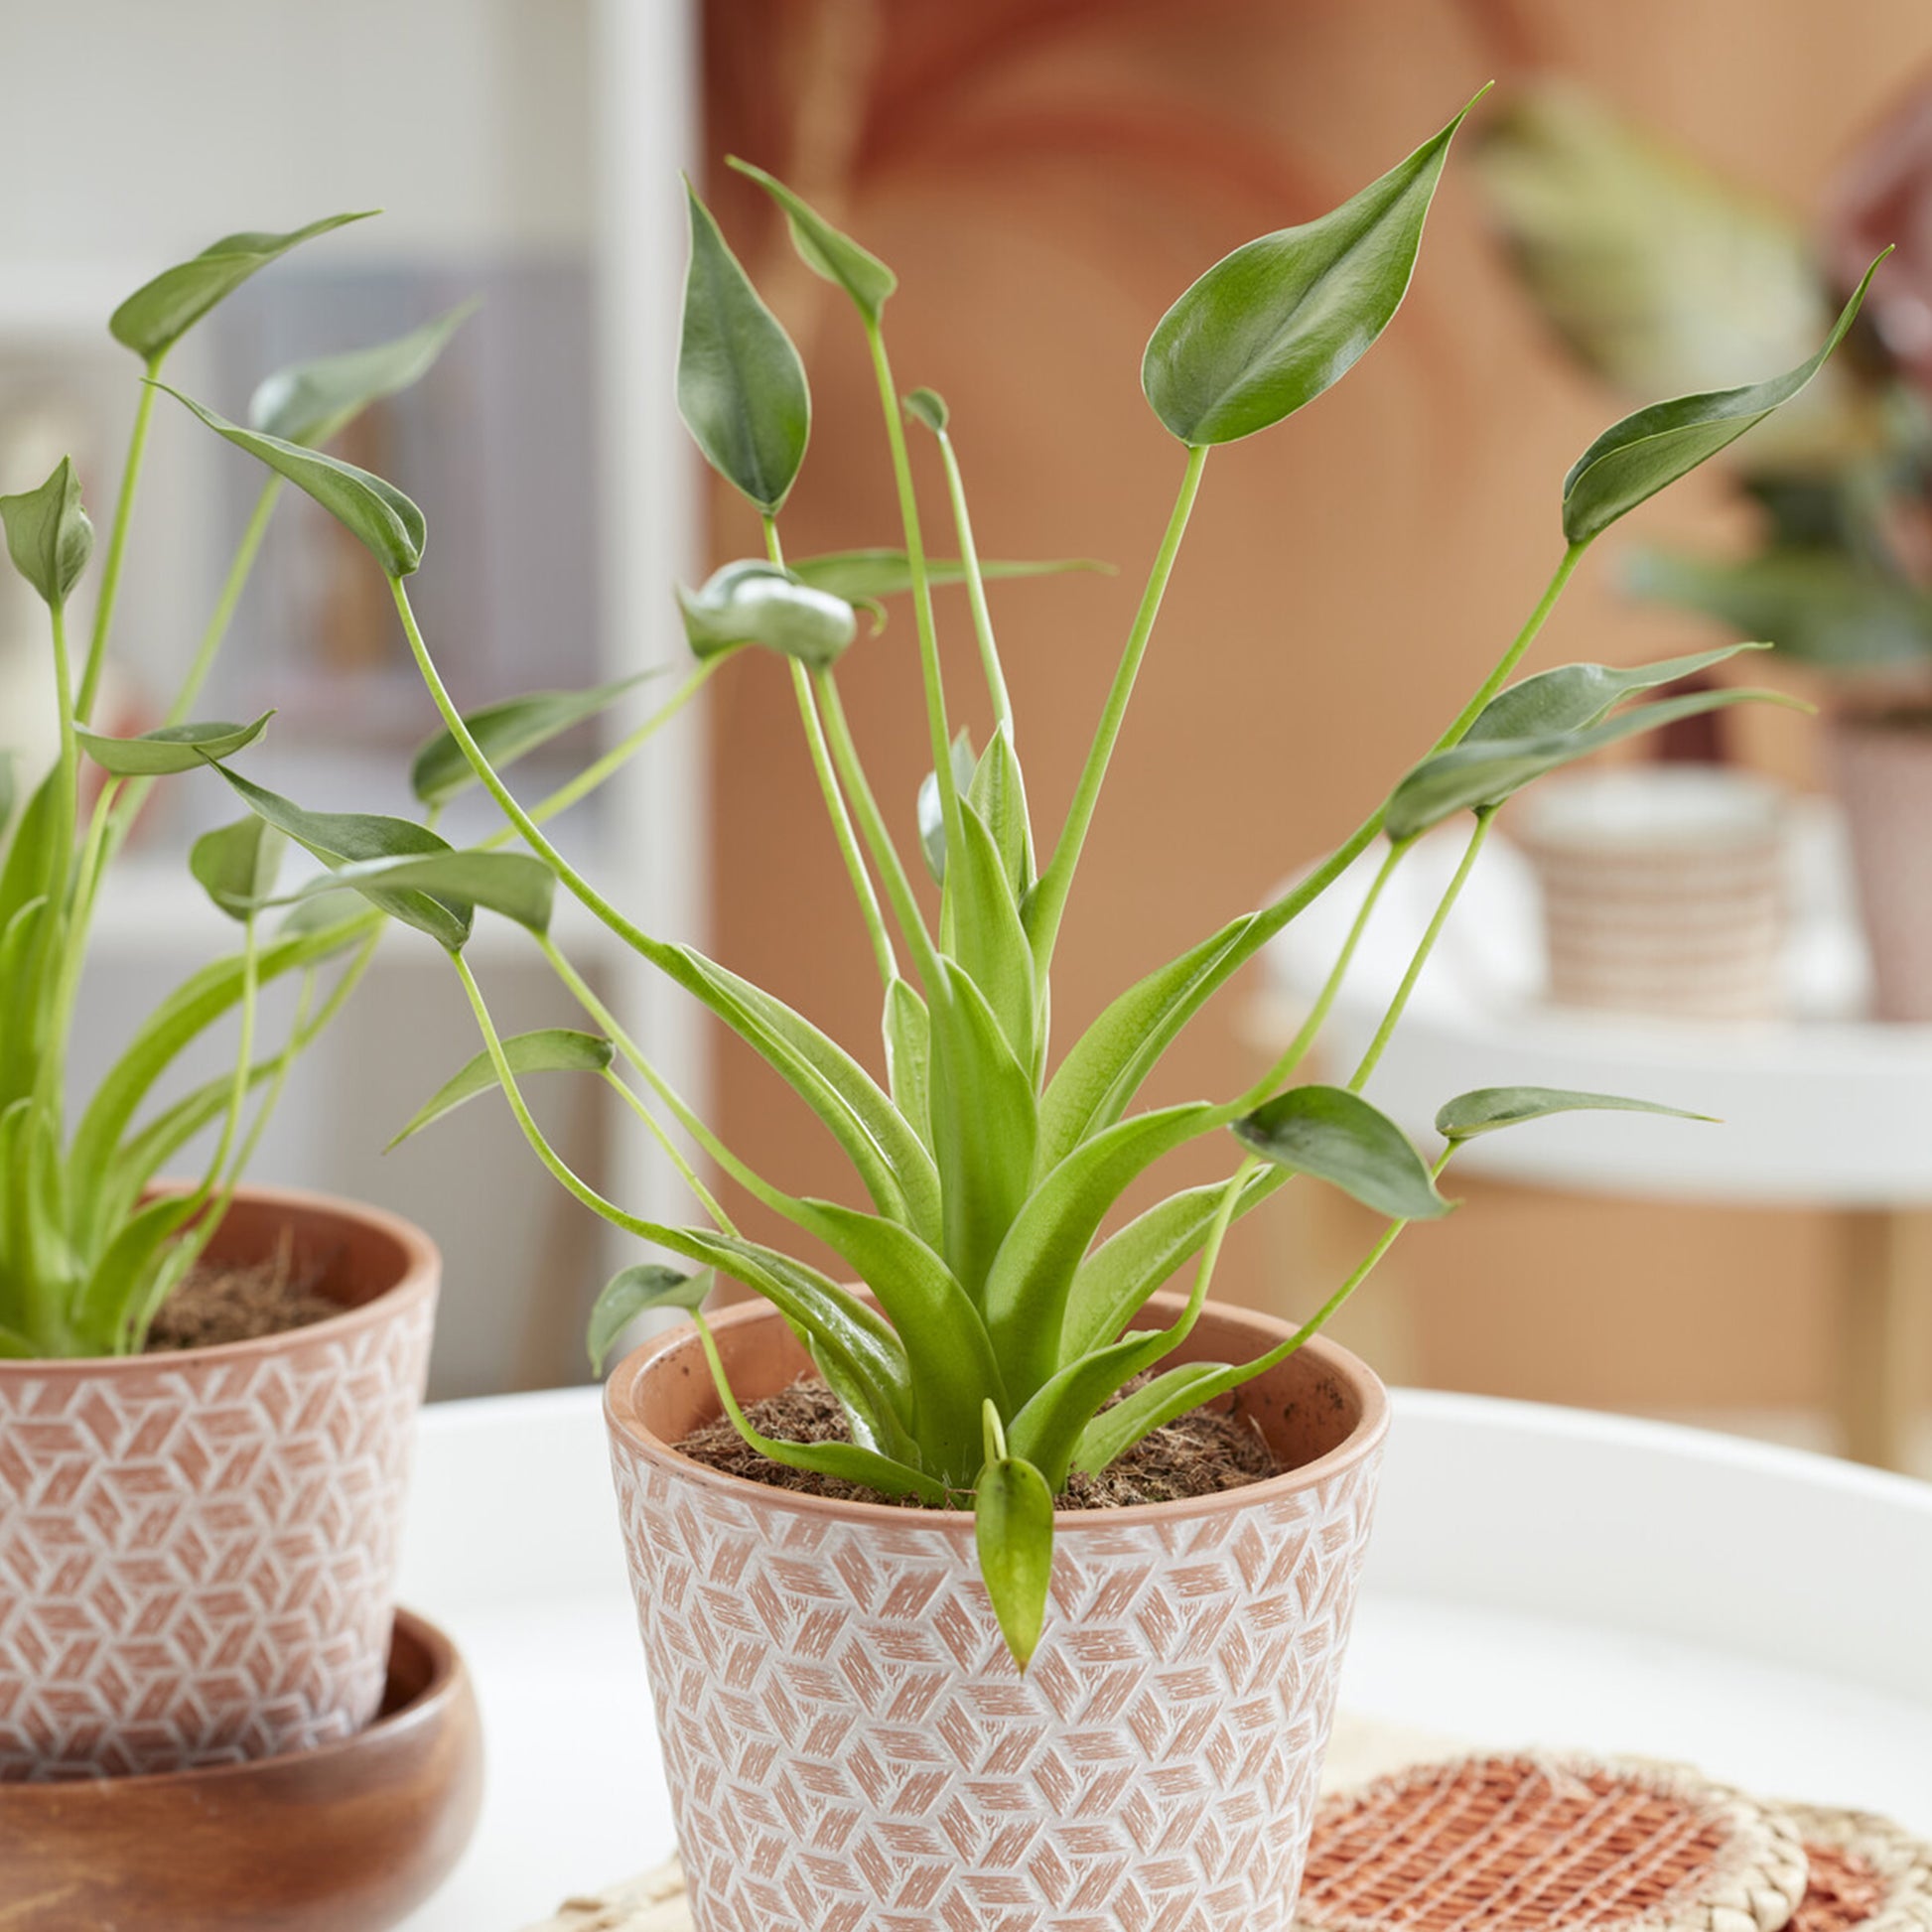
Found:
[0,1607,483,1932]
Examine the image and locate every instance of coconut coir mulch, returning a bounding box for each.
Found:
[142,1238,340,1352]
[676,1373,1281,1507]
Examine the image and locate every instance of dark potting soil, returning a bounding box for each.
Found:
[143,1237,341,1351]
[676,1375,1282,1508]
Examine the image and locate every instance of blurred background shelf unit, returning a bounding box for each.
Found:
[0,0,703,1397]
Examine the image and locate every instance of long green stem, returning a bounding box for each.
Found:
[77,363,162,724]
[1029,442,1208,975]
[1239,837,1408,1110]
[1348,812,1493,1092]
[198,912,259,1202]
[815,671,944,989]
[601,1068,736,1233]
[763,514,896,989]
[1432,542,1587,754]
[170,478,281,728]
[933,429,1011,734]
[866,323,961,873]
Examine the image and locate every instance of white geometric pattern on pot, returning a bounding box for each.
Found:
[609,1434,1383,1932]
[0,1285,433,1779]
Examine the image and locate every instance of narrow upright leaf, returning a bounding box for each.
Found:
[250,300,477,447]
[0,457,93,606]
[78,712,272,776]
[1233,1085,1450,1221]
[109,212,376,360]
[727,157,897,325]
[190,816,286,919]
[392,1030,616,1151]
[1435,1086,1712,1140]
[1143,90,1483,444]
[590,1264,711,1375]
[975,1454,1054,1670]
[918,729,977,884]
[678,182,809,515]
[678,560,854,668]
[156,385,426,576]
[410,669,664,806]
[1561,254,1887,542]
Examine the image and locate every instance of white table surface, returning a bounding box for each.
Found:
[394,1384,1932,1932]
[1264,806,1932,1205]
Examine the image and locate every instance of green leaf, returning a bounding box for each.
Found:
[677,180,809,515]
[77,711,273,776]
[1624,548,1932,672]
[1435,1085,1712,1140]
[678,560,855,668]
[0,457,94,606]
[969,725,1034,898]
[1142,90,1481,444]
[1385,685,1803,839]
[0,753,14,843]
[1072,1359,1235,1477]
[1466,643,1768,742]
[727,156,897,325]
[918,728,977,884]
[883,976,932,1151]
[976,1455,1054,1670]
[286,849,555,935]
[983,1101,1222,1402]
[155,384,426,576]
[393,1029,616,1152]
[589,1263,709,1375]
[189,815,286,918]
[926,958,1037,1301]
[904,387,949,433]
[1561,254,1887,543]
[108,212,376,361]
[788,549,1110,602]
[249,299,477,446]
[943,796,1037,1073]
[410,669,663,807]
[207,763,472,949]
[1233,1084,1450,1221]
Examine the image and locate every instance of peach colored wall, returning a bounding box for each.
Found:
[698,0,1932,1412]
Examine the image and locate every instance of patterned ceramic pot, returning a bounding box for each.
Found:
[0,1183,438,1779]
[605,1293,1389,1932]
[1831,713,1932,1023]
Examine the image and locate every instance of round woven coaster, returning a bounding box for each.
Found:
[1295,1755,1810,1932]
[1775,1805,1932,1932]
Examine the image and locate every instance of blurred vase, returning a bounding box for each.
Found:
[1830,713,1932,1021]
[1512,768,1790,1022]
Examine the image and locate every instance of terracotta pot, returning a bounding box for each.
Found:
[0,1183,438,1779]
[1511,767,1790,1021]
[605,1293,1389,1932]
[1830,713,1932,1022]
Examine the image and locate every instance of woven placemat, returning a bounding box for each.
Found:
[518,1734,1932,1932]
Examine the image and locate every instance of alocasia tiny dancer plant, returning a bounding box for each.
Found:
[169,91,1880,1663]
[0,214,483,1359]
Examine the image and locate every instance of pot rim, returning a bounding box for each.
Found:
[0,1179,440,1377]
[604,1291,1391,1531]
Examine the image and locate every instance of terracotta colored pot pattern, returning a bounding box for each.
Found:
[0,1186,437,1778]
[606,1296,1388,1932]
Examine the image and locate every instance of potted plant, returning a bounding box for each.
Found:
[1478,80,1932,1021]
[170,95,1875,1929]
[0,217,478,1779]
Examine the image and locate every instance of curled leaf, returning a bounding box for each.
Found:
[250,299,477,447]
[156,384,426,576]
[678,560,856,668]
[189,816,286,920]
[904,387,949,433]
[394,1029,616,1152]
[678,181,809,515]
[109,212,376,361]
[78,712,272,776]
[1560,254,1887,543]
[590,1263,710,1375]
[0,457,93,607]
[727,156,897,324]
[1233,1085,1450,1221]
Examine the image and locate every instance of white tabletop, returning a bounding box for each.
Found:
[1263,805,1932,1205]
[394,1385,1932,1932]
